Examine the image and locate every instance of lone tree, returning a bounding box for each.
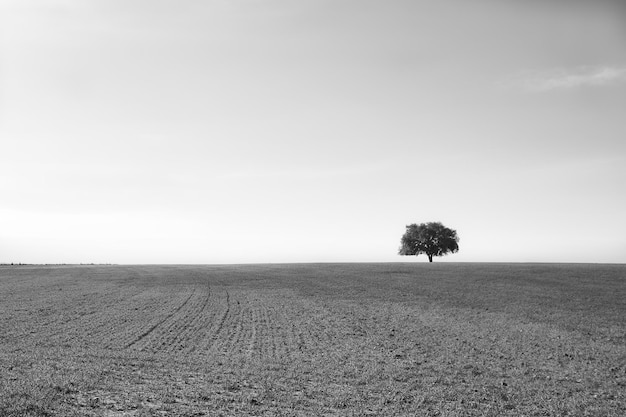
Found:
[399,222,459,262]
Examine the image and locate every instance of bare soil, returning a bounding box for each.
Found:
[0,263,624,416]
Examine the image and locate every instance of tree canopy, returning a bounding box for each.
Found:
[398,222,459,262]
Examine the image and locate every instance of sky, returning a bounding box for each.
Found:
[1,0,625,264]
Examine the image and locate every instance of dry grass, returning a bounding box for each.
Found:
[0,263,624,416]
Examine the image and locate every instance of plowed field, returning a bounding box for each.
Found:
[1,263,625,416]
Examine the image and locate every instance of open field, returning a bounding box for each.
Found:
[0,263,624,416]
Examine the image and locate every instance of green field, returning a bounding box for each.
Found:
[1,263,624,416]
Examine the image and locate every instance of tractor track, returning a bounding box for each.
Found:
[125,289,196,350]
[206,290,231,352]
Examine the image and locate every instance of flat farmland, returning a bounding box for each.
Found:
[0,263,624,416]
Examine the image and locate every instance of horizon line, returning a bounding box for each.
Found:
[2,261,624,267]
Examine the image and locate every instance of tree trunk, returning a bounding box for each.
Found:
[428,254,433,262]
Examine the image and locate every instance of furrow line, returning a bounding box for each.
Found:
[147,291,208,353]
[161,289,213,354]
[207,290,230,351]
[218,300,247,358]
[76,296,164,350]
[95,288,187,350]
[185,288,214,354]
[264,306,280,361]
[247,306,258,360]
[125,289,196,350]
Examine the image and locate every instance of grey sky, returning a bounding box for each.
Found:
[1,0,625,263]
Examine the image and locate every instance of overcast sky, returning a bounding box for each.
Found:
[1,0,625,264]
